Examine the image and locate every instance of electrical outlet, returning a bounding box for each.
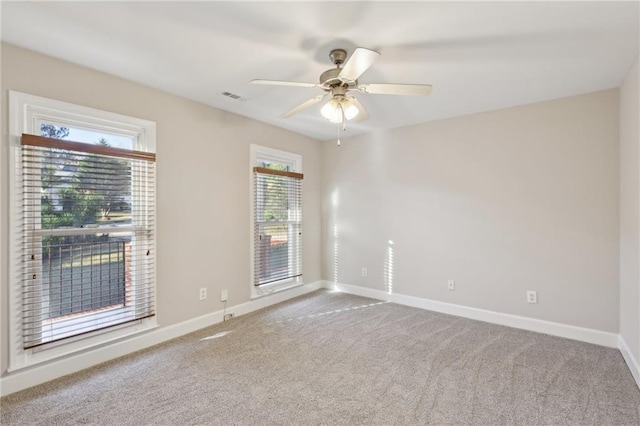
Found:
[221,289,228,302]
[447,280,455,290]
[224,313,234,321]
[199,287,207,301]
[361,267,368,277]
[527,291,537,304]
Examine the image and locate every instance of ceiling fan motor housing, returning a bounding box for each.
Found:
[320,49,358,90]
[320,69,356,89]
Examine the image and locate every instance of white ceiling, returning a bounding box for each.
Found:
[2,1,639,141]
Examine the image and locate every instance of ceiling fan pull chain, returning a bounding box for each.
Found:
[337,112,342,147]
[337,103,347,146]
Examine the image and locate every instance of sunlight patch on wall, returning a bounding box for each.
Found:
[384,240,395,295]
[331,188,340,287]
[333,223,340,284]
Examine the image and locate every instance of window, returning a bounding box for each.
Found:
[9,92,156,370]
[250,145,303,297]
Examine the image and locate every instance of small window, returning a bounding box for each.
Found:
[250,145,303,297]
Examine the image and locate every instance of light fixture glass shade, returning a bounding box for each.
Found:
[321,98,359,123]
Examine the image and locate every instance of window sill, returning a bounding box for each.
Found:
[250,280,304,299]
[8,317,157,373]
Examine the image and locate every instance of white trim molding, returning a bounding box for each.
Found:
[325,281,620,348]
[619,336,640,390]
[0,280,323,396]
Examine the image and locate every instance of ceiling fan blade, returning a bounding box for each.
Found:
[358,83,433,96]
[338,47,381,83]
[251,79,319,88]
[347,96,370,122]
[281,95,327,118]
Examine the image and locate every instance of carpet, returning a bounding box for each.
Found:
[2,289,639,425]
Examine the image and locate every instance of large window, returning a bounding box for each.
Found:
[250,145,303,297]
[9,92,156,369]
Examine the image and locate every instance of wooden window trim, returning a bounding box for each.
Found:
[253,166,303,180]
[21,134,156,162]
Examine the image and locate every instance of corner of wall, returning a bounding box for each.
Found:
[619,51,640,378]
[619,335,640,390]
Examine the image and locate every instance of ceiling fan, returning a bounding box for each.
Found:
[251,47,433,128]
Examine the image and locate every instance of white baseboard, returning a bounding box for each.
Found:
[619,336,640,390]
[0,280,323,397]
[324,281,619,348]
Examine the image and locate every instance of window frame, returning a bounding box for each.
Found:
[249,144,303,298]
[8,91,157,371]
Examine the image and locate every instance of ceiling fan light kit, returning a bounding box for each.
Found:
[321,96,359,123]
[251,47,433,144]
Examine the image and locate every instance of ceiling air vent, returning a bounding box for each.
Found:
[221,91,244,101]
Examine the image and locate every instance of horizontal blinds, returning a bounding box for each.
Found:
[253,167,303,286]
[19,134,156,349]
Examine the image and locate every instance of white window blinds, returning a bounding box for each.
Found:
[253,167,303,286]
[19,134,156,349]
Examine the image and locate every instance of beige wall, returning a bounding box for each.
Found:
[322,89,620,332]
[0,42,631,387]
[620,54,640,362]
[0,44,323,374]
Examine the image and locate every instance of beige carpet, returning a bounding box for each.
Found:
[2,289,640,425]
